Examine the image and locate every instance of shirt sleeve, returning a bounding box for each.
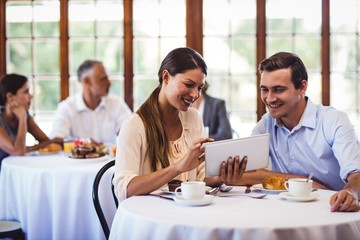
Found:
[252,114,268,136]
[325,110,360,181]
[113,114,145,201]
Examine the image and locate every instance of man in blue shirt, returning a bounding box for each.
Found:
[244,52,360,212]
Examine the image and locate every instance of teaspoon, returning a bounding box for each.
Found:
[206,187,220,195]
[306,172,314,182]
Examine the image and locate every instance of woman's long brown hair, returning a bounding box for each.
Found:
[137,47,207,172]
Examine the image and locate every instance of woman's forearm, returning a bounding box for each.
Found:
[127,164,182,197]
[13,116,27,155]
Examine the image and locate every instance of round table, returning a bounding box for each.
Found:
[0,153,116,240]
[109,187,360,240]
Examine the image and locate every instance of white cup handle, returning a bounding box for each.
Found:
[174,186,182,197]
[284,181,289,191]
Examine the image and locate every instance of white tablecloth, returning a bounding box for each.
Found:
[0,154,117,240]
[109,187,360,240]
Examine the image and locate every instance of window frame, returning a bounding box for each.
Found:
[0,0,333,121]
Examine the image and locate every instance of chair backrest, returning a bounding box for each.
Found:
[0,220,25,239]
[92,159,118,239]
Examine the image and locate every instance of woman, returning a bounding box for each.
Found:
[0,74,61,166]
[113,47,247,201]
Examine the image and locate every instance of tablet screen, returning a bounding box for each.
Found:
[204,133,270,177]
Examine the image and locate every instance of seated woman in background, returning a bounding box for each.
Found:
[192,82,233,140]
[0,74,62,166]
[113,47,247,201]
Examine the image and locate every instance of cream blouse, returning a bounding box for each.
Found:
[113,107,205,201]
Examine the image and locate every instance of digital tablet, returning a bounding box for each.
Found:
[205,133,270,177]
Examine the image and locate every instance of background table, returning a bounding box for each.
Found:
[0,153,116,240]
[109,187,360,240]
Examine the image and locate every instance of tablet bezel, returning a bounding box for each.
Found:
[204,133,270,177]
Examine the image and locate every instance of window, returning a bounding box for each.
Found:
[133,0,186,110]
[266,0,322,104]
[203,0,257,137]
[2,0,360,138]
[330,0,360,134]
[6,1,61,112]
[6,0,60,135]
[68,0,124,96]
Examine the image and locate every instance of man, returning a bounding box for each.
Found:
[51,60,132,144]
[244,52,360,212]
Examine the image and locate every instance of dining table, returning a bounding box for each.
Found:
[0,152,117,240]
[109,186,360,240]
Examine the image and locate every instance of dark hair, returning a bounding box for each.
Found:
[137,47,207,172]
[77,60,102,82]
[258,52,308,89]
[0,74,28,105]
[202,81,209,94]
[157,47,207,83]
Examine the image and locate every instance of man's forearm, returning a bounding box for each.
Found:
[238,169,304,186]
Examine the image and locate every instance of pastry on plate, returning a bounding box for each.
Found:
[262,176,286,190]
[39,143,62,153]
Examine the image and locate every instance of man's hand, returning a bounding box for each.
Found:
[219,156,248,185]
[330,190,360,212]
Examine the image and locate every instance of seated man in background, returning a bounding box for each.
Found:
[241,52,360,212]
[192,82,233,140]
[51,60,132,144]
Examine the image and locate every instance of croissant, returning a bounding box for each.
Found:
[262,176,286,190]
[39,143,62,153]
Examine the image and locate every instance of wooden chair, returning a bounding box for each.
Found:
[92,159,118,239]
[0,220,25,240]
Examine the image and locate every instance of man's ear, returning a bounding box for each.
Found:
[162,69,170,84]
[82,75,90,85]
[300,79,307,95]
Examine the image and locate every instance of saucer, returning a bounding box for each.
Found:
[279,192,320,202]
[26,150,61,156]
[161,186,212,195]
[174,195,215,207]
[252,184,287,194]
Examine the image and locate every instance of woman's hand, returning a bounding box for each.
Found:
[51,137,64,146]
[7,99,27,119]
[175,137,214,173]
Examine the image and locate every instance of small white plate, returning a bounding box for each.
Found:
[174,195,215,207]
[161,186,212,195]
[252,184,287,193]
[26,150,62,156]
[279,192,320,202]
[67,155,110,162]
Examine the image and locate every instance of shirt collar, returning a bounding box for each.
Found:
[75,93,107,112]
[298,97,317,129]
[275,97,317,130]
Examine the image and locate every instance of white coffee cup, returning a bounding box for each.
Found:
[284,178,313,197]
[175,181,205,200]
